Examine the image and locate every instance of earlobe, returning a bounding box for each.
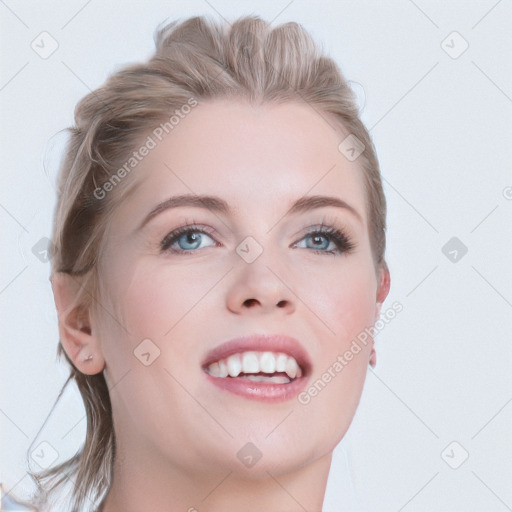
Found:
[369,347,376,368]
[51,272,105,375]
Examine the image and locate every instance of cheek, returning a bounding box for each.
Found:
[125,262,222,325]
[294,259,376,436]
[298,257,377,344]
[101,259,225,361]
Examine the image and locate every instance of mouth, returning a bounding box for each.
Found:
[206,350,303,382]
[201,334,312,402]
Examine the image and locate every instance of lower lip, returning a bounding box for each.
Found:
[204,372,308,402]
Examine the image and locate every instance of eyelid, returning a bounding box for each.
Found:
[295,215,353,237]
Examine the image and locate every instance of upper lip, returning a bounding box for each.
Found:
[202,334,312,376]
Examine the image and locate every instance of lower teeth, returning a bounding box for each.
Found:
[237,374,291,384]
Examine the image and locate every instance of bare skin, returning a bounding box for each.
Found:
[53,99,390,511]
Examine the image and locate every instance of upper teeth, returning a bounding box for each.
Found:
[206,351,302,380]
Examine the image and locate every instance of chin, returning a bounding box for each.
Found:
[192,426,331,479]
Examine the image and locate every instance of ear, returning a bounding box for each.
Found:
[370,263,391,368]
[374,263,391,320]
[51,272,105,375]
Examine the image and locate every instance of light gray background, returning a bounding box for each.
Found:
[1,1,511,511]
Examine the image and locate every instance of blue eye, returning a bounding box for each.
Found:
[161,226,217,253]
[295,226,355,255]
[161,223,355,256]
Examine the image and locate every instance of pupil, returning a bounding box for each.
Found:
[312,235,325,248]
[180,232,200,249]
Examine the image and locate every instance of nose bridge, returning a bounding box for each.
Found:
[227,233,295,313]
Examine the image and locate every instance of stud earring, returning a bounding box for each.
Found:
[84,354,93,362]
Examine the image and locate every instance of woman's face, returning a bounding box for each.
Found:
[93,99,388,479]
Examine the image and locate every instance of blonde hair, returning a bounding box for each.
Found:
[29,14,388,511]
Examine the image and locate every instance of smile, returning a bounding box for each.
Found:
[202,334,311,402]
[205,351,303,383]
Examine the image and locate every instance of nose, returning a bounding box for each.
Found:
[225,250,296,315]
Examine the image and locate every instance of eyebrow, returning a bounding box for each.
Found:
[139,193,363,229]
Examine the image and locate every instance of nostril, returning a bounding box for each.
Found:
[241,299,288,308]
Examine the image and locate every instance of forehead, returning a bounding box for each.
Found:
[112,99,368,228]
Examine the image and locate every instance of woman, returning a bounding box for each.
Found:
[29,14,390,511]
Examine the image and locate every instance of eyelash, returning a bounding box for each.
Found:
[160,220,356,256]
[297,223,356,255]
